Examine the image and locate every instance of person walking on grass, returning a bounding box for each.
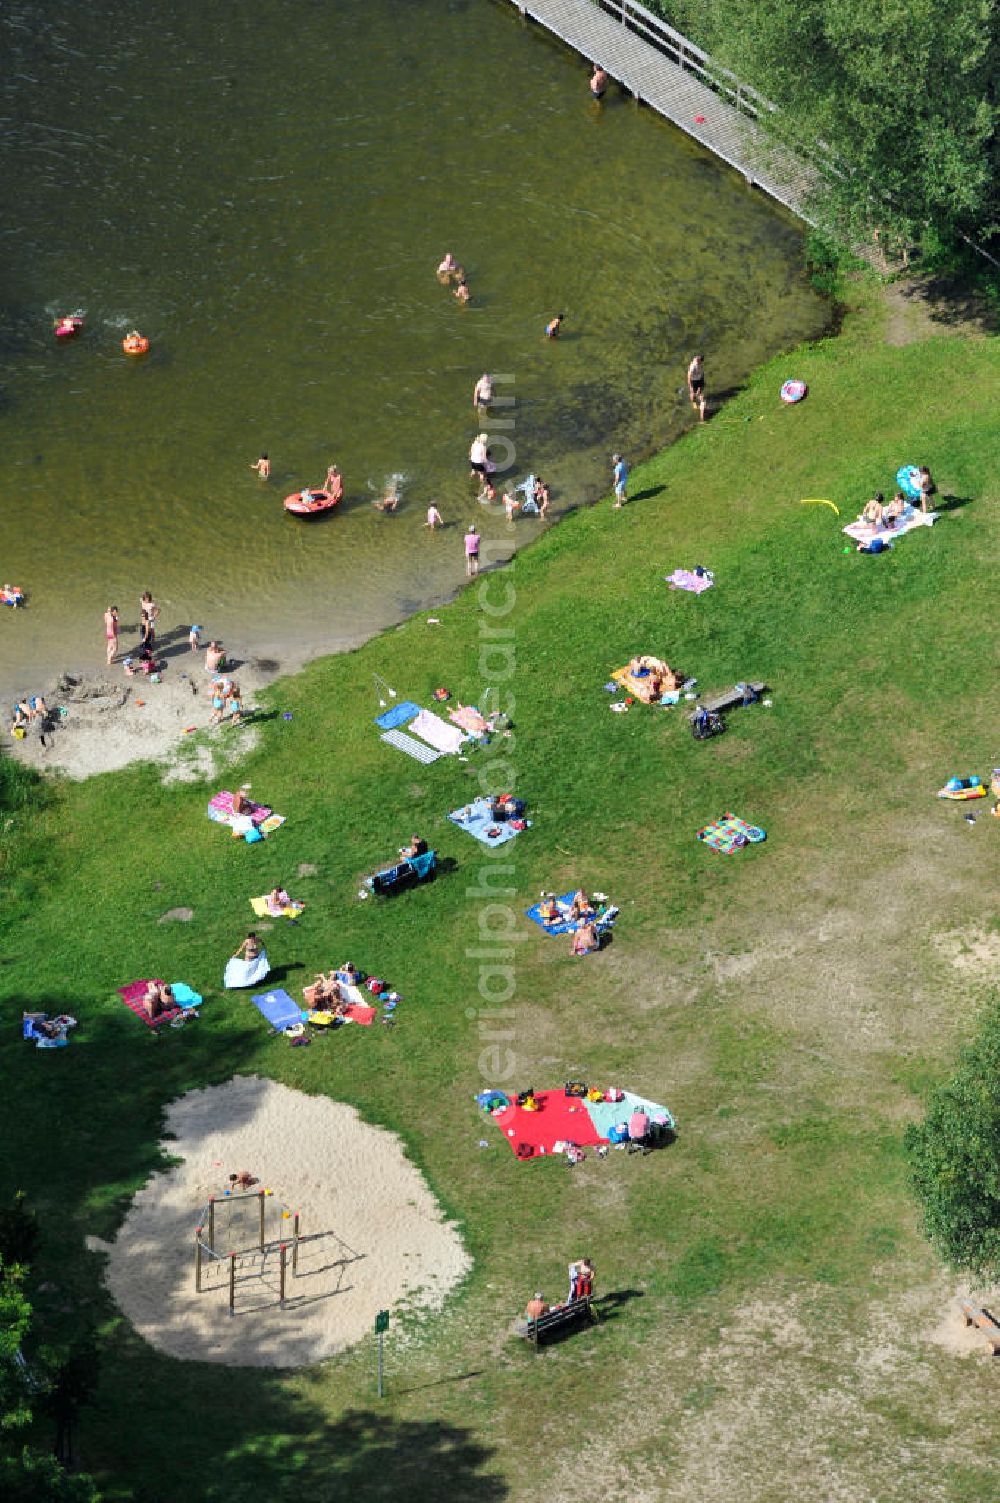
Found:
[612,452,628,508]
[104,605,119,665]
[465,525,480,577]
[687,354,707,421]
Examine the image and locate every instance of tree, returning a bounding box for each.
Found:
[905,998,1000,1276]
[648,0,999,253]
[0,1258,99,1501]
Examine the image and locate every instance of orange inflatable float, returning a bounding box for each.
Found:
[122,330,149,356]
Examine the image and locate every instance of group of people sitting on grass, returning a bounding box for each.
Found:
[537,888,604,955]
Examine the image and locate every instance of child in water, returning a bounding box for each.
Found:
[250,454,270,479]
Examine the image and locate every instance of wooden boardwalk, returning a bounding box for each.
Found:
[503,0,819,223]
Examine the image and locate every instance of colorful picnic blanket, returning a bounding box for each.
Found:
[207,791,271,827]
[842,503,937,547]
[697,812,766,854]
[118,979,187,1029]
[410,707,467,755]
[611,659,683,703]
[525,893,617,937]
[487,1087,675,1159]
[375,700,420,731]
[666,568,714,594]
[448,796,529,847]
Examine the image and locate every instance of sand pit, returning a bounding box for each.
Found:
[101,1076,470,1368]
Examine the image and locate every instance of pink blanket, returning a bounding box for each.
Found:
[208,791,271,825]
[409,708,466,756]
[118,979,181,1030]
[666,568,714,594]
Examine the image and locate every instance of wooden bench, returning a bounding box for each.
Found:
[961,1303,1000,1354]
[688,681,766,720]
[514,1296,595,1349]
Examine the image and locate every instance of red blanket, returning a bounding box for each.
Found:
[118,979,182,1030]
[492,1090,603,1159]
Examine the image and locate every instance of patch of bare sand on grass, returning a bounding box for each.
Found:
[100,1075,469,1368]
[545,1280,988,1503]
[932,926,1000,978]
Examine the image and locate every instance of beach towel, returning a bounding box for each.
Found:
[491,1090,604,1159]
[448,796,528,847]
[252,989,301,1032]
[584,1090,674,1139]
[22,1013,76,1048]
[611,659,682,703]
[380,728,441,764]
[842,504,937,547]
[224,950,271,989]
[449,704,490,736]
[344,1003,376,1026]
[207,791,271,827]
[168,982,203,1008]
[118,979,183,1030]
[697,812,766,854]
[374,700,420,731]
[258,814,285,836]
[409,707,467,756]
[250,895,304,919]
[525,893,617,937]
[666,568,714,594]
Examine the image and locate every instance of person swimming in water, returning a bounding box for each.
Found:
[437,252,459,281]
[454,278,470,304]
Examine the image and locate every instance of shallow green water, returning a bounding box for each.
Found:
[0,0,828,695]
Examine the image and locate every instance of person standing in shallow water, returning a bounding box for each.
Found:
[250,453,270,479]
[687,354,707,421]
[473,373,493,410]
[104,606,119,665]
[545,313,564,339]
[590,64,608,100]
[465,526,480,578]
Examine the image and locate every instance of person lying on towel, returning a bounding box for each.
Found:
[143,982,176,1020]
[571,920,600,956]
[399,834,428,858]
[266,886,301,917]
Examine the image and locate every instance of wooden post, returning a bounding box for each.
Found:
[259,1189,266,1251]
[228,1253,236,1317]
[279,1243,287,1307]
[195,1229,203,1293]
[292,1213,300,1275]
[208,1197,215,1253]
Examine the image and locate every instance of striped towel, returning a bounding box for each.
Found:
[379,728,442,764]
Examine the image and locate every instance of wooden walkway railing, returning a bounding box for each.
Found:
[502,0,822,223]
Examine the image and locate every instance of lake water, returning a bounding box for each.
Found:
[0,0,828,696]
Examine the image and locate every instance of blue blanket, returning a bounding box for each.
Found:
[252,989,301,1032]
[375,700,420,730]
[525,892,578,935]
[585,1091,675,1139]
[448,796,528,847]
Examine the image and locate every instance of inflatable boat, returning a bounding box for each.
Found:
[283,488,339,517]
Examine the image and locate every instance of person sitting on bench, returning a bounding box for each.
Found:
[525,1291,549,1320]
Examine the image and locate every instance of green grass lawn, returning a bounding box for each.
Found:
[2,290,999,1502]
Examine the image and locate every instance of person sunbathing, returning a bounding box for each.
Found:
[340,960,360,984]
[571,921,600,955]
[266,887,293,916]
[142,982,176,1019]
[883,491,906,526]
[232,789,253,817]
[538,894,562,926]
[569,889,594,921]
[860,493,884,527]
[400,834,428,858]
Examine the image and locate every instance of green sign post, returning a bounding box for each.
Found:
[375,1309,389,1398]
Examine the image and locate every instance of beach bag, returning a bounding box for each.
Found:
[366,977,388,995]
[564,1081,587,1098]
[605,1087,624,1102]
[515,1143,534,1159]
[244,827,264,844]
[607,1124,629,1144]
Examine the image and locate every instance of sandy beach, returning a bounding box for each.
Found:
[96,1075,470,1368]
[4,641,301,782]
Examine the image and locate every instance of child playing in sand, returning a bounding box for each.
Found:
[189,624,201,652]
